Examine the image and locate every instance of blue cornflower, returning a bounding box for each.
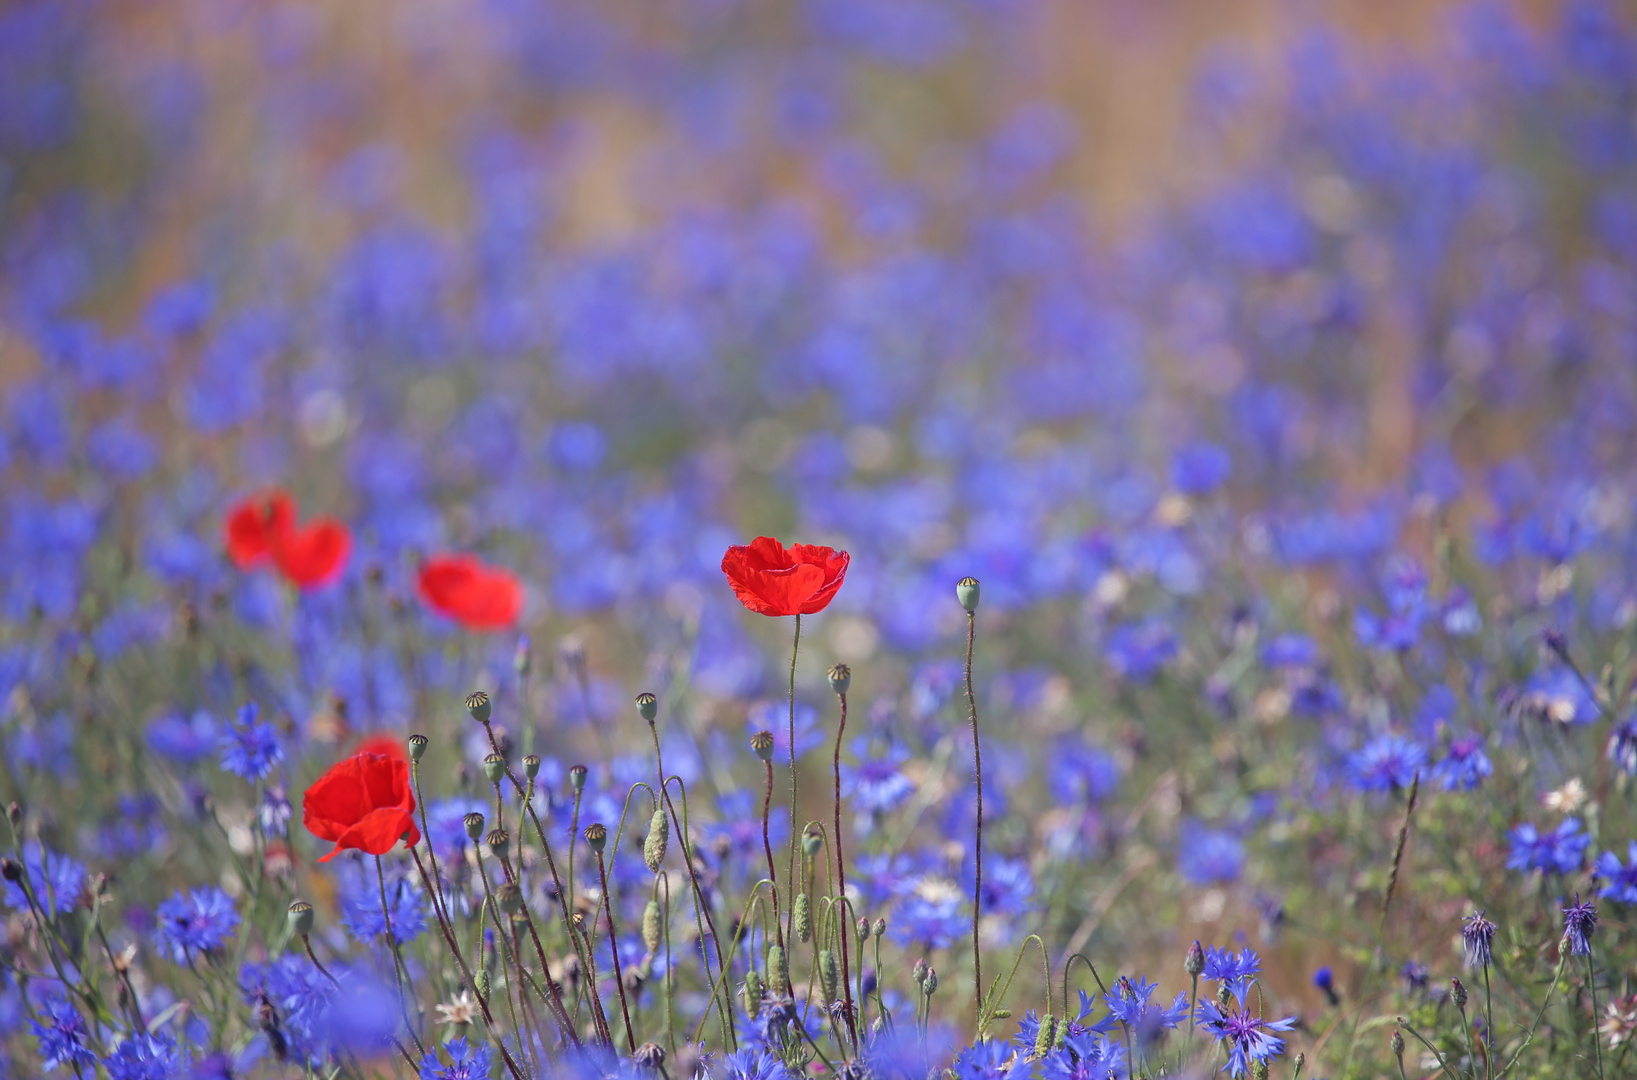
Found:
[339,866,429,944]
[745,700,825,759]
[1507,818,1590,876]
[1607,719,1637,777]
[1179,822,1244,885]
[3,842,85,919]
[978,856,1036,923]
[105,1032,189,1079]
[1047,739,1122,805]
[419,1036,492,1080]
[219,702,282,781]
[889,888,965,951]
[425,797,487,861]
[1104,619,1177,682]
[1171,440,1232,495]
[154,886,240,962]
[1042,1028,1124,1080]
[145,710,218,767]
[840,740,916,814]
[1193,987,1297,1078]
[1347,734,1426,792]
[1313,966,1338,1005]
[1462,910,1497,969]
[1105,975,1189,1044]
[1522,668,1598,725]
[1261,634,1319,669]
[29,992,98,1071]
[1202,947,1261,991]
[1595,842,1637,904]
[953,1040,1026,1080]
[1561,895,1598,956]
[1431,736,1492,791]
[718,1046,790,1080]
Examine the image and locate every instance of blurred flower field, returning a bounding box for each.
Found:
[3,1,1637,1077]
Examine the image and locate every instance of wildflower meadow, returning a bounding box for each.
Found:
[4,2,1637,1078]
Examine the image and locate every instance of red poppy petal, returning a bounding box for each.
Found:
[316,807,418,862]
[274,520,351,588]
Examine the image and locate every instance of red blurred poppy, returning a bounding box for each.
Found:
[270,517,351,588]
[303,752,420,863]
[353,732,408,761]
[418,555,523,631]
[721,536,849,617]
[224,491,295,568]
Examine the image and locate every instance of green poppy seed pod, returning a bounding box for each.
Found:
[466,691,492,724]
[486,829,510,861]
[1185,939,1204,976]
[792,893,812,943]
[642,899,663,954]
[636,692,658,722]
[873,917,886,938]
[922,966,938,996]
[474,969,492,1001]
[742,969,765,1016]
[643,808,669,872]
[1033,1014,1056,1059]
[818,949,839,1003]
[522,754,540,779]
[856,916,870,945]
[569,764,588,791]
[287,900,314,938]
[1451,978,1468,1011]
[767,945,788,991]
[827,664,851,696]
[408,734,429,762]
[750,731,776,762]
[463,812,485,841]
[496,882,522,915]
[1252,1060,1269,1080]
[584,822,607,853]
[483,753,506,784]
[957,576,981,612]
[1390,1030,1404,1059]
[514,635,532,677]
[802,825,824,857]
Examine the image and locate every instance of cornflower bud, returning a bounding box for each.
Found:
[636,692,658,722]
[828,664,851,695]
[1390,1029,1405,1060]
[522,754,540,779]
[483,753,506,784]
[912,958,927,987]
[856,916,870,945]
[464,812,485,841]
[873,917,886,938]
[569,764,588,791]
[957,576,981,612]
[7,803,20,827]
[1185,940,1205,976]
[1451,978,1468,1011]
[474,969,492,1001]
[644,809,669,872]
[584,822,607,853]
[466,691,492,724]
[287,900,314,937]
[751,731,776,762]
[408,734,428,762]
[922,966,938,995]
[1252,1060,1269,1080]
[634,1043,666,1071]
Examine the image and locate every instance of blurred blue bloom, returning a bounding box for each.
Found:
[953,1039,1027,1080]
[338,865,429,944]
[3,842,84,919]
[28,992,97,1072]
[154,886,240,961]
[418,1036,492,1080]
[105,1032,189,1080]
[1171,441,1232,495]
[147,710,218,767]
[1597,843,1637,905]
[1507,818,1589,876]
[219,702,282,781]
[1432,737,1492,791]
[840,739,915,815]
[718,1046,791,1080]
[1104,619,1178,682]
[1347,735,1426,792]
[1179,822,1244,885]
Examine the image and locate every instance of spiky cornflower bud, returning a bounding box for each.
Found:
[483,753,506,784]
[644,808,669,872]
[767,945,788,991]
[522,754,540,779]
[751,731,776,762]
[408,734,428,762]
[466,691,492,724]
[1390,1029,1405,1060]
[463,812,485,840]
[1185,939,1204,976]
[514,635,532,677]
[1462,910,1497,969]
[636,692,658,722]
[802,825,824,856]
[569,764,588,791]
[643,900,663,953]
[496,882,522,915]
[912,957,927,986]
[828,664,851,695]
[873,917,886,938]
[1450,978,1467,1011]
[584,822,607,853]
[922,966,938,995]
[288,900,314,937]
[856,916,870,944]
[957,576,981,612]
[634,1042,666,1071]
[793,893,812,943]
[1033,1014,1056,1058]
[818,949,839,1003]
[1562,894,1598,956]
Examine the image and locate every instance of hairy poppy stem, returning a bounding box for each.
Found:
[964,608,983,1033]
[594,847,638,1052]
[832,685,859,1053]
[786,612,802,946]
[761,758,789,991]
[375,856,427,1058]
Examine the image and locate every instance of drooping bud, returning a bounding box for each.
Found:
[474,969,492,1001]
[483,753,507,784]
[463,812,486,841]
[957,576,981,612]
[1451,977,1468,1011]
[584,823,607,853]
[767,945,788,991]
[751,731,776,762]
[643,900,663,953]
[742,969,765,1016]
[569,764,588,791]
[486,829,510,861]
[466,691,492,724]
[1032,1014,1055,1058]
[408,734,428,762]
[818,949,839,1003]
[644,809,669,872]
[287,900,315,937]
[636,693,658,722]
[793,893,812,943]
[1185,940,1205,976]
[496,882,522,915]
[802,825,824,857]
[828,664,851,695]
[522,754,540,779]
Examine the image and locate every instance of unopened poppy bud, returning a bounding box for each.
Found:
[767,944,788,990]
[856,916,870,944]
[750,731,775,761]
[1390,1029,1405,1059]
[922,966,938,995]
[1033,1014,1056,1058]
[643,900,663,953]
[408,734,428,762]
[569,764,588,790]
[828,664,851,695]
[819,949,839,1002]
[584,823,607,853]
[1185,940,1204,976]
[912,957,928,986]
[288,900,314,937]
[474,969,492,1001]
[993,1008,1012,1020]
[464,812,485,841]
[514,635,532,677]
[793,893,811,942]
[486,829,510,861]
[873,917,886,938]
[1451,978,1468,1011]
[496,882,522,915]
[522,754,540,779]
[634,1042,666,1071]
[643,809,669,872]
[802,825,824,856]
[636,693,658,722]
[957,576,981,612]
[742,969,765,1015]
[466,691,491,724]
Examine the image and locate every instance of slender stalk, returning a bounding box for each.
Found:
[832,679,859,1052]
[761,757,789,991]
[786,612,802,947]
[1587,950,1606,1080]
[375,856,427,1058]
[963,607,984,1031]
[595,846,637,1052]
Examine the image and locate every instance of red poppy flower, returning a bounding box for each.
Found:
[303,752,421,863]
[270,517,351,589]
[418,555,524,631]
[721,536,849,617]
[224,491,295,569]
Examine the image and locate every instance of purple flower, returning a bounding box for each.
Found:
[1042,1028,1124,1080]
[1595,843,1637,904]
[718,1047,790,1080]
[219,702,282,782]
[154,886,240,962]
[3,842,85,919]
[1347,735,1425,792]
[338,864,428,944]
[1179,822,1244,885]
[1104,619,1177,682]
[105,1032,189,1080]
[1507,818,1590,876]
[1193,987,1297,1078]
[840,740,916,814]
[1202,946,1261,991]
[1431,736,1492,791]
[1462,910,1496,969]
[1561,895,1598,956]
[419,1036,492,1080]
[1104,974,1189,1039]
[954,1040,1027,1080]
[1607,719,1637,776]
[29,992,97,1071]
[145,710,218,767]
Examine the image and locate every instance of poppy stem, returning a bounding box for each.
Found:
[964,608,983,1035]
[786,611,802,947]
[595,847,638,1053]
[832,687,859,1054]
[375,855,427,1058]
[761,758,789,992]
